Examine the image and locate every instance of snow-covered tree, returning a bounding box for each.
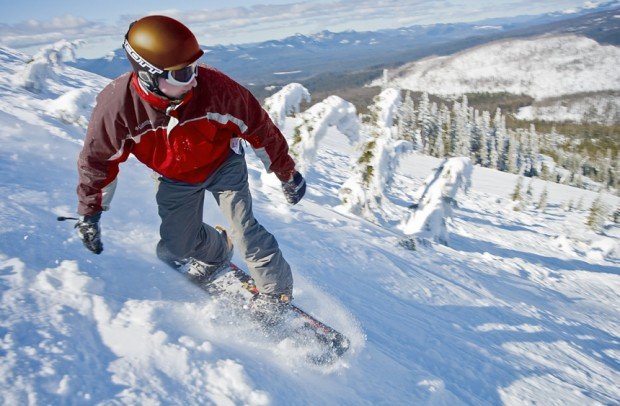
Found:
[439,104,451,155]
[576,195,586,211]
[490,108,506,170]
[525,178,534,205]
[599,149,613,189]
[20,39,83,93]
[511,176,526,211]
[400,157,473,245]
[340,88,411,221]
[471,109,490,166]
[381,69,390,89]
[451,96,471,157]
[586,193,609,233]
[397,90,417,147]
[291,95,359,174]
[511,176,523,201]
[263,83,311,130]
[431,105,447,158]
[537,185,549,211]
[426,102,441,157]
[417,92,433,154]
[505,132,520,174]
[522,124,539,177]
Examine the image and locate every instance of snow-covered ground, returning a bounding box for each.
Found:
[379,34,620,100]
[377,34,620,123]
[1,46,619,405]
[515,92,620,124]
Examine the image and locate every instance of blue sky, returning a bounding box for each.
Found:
[0,0,603,57]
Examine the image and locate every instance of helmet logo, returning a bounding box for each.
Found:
[123,39,164,75]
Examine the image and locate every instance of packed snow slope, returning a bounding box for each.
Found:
[1,47,619,405]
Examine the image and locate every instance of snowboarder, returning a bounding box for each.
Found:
[74,15,306,309]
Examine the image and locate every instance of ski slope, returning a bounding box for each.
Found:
[0,46,619,405]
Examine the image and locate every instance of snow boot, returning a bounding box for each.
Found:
[248,292,292,326]
[180,225,234,282]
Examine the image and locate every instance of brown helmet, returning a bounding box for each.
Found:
[123,15,204,92]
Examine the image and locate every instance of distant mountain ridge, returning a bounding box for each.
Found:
[379,34,620,100]
[68,2,620,87]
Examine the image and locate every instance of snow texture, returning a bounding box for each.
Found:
[1,44,619,405]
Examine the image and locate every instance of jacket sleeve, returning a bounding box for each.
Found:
[226,78,296,182]
[77,93,132,216]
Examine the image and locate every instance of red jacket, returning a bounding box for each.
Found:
[77,66,296,216]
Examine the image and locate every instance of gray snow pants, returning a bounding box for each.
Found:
[155,151,293,296]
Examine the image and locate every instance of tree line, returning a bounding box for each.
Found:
[394,91,620,194]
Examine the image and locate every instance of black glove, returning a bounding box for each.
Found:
[282,171,306,205]
[75,213,103,254]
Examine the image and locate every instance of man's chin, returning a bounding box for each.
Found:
[163,91,187,101]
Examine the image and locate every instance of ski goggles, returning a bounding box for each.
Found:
[163,62,198,86]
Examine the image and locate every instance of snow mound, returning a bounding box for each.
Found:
[45,88,98,129]
[586,236,619,261]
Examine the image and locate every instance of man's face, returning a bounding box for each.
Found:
[158,76,197,99]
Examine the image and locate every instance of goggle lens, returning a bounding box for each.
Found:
[165,62,198,85]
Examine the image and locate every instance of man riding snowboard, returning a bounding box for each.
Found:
[75,15,306,312]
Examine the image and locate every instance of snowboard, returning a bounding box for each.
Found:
[185,262,350,365]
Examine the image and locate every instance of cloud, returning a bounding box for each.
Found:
[0,0,597,53]
[152,0,447,28]
[0,14,118,48]
[138,0,459,43]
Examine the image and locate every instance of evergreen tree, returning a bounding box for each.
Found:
[291,95,359,173]
[574,173,584,189]
[488,110,499,169]
[576,195,585,211]
[537,185,549,212]
[439,104,451,156]
[417,92,432,154]
[600,149,612,189]
[512,176,526,211]
[470,109,482,164]
[340,88,408,222]
[522,124,539,177]
[400,158,472,245]
[492,108,507,170]
[452,96,471,157]
[586,193,609,233]
[506,132,520,174]
[397,91,417,147]
[449,100,460,156]
[512,176,524,201]
[479,110,491,167]
[426,102,440,156]
[539,163,551,181]
[525,179,534,204]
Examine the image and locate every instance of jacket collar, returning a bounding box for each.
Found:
[130,73,193,114]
